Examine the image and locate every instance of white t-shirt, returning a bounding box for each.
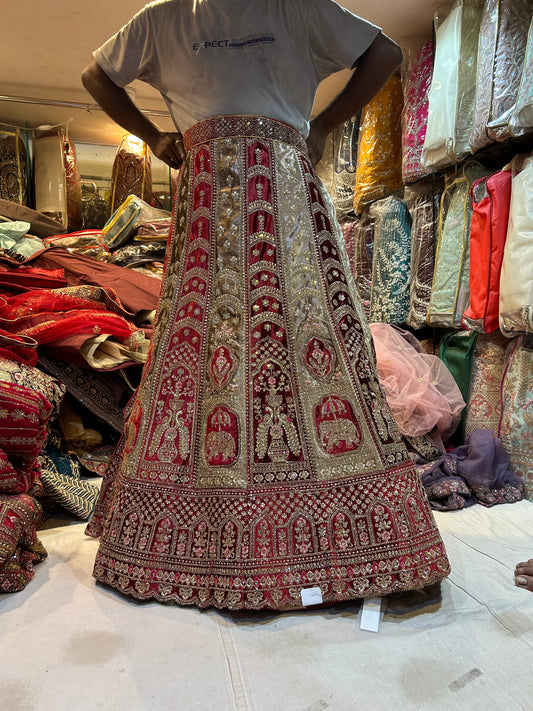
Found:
[94,0,380,137]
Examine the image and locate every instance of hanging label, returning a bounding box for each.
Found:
[300,587,323,606]
[360,597,383,632]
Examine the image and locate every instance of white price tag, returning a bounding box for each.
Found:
[360,597,383,633]
[300,587,323,606]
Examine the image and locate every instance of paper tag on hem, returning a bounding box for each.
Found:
[301,587,323,606]
[360,597,382,632]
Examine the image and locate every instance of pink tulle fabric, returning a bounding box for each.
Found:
[369,323,465,447]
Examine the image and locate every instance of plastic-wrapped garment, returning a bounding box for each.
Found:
[369,323,465,448]
[63,137,83,233]
[103,195,171,250]
[462,168,512,334]
[405,183,442,330]
[34,131,67,228]
[486,0,532,142]
[499,334,533,500]
[470,0,532,152]
[109,135,152,214]
[0,125,28,205]
[316,116,359,221]
[510,17,533,137]
[499,154,533,336]
[345,212,374,316]
[421,2,462,172]
[353,74,403,214]
[42,229,112,262]
[439,329,478,443]
[368,196,411,324]
[453,0,485,162]
[464,331,507,438]
[427,162,489,328]
[82,182,109,230]
[401,42,434,184]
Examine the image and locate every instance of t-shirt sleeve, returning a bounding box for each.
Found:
[306,0,381,79]
[93,7,157,87]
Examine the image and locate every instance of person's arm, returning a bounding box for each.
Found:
[306,32,403,165]
[81,58,186,169]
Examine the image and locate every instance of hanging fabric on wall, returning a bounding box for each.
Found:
[368,196,411,324]
[353,73,403,213]
[0,125,28,206]
[470,0,532,152]
[404,182,442,331]
[462,166,512,334]
[510,17,533,136]
[427,162,489,329]
[109,135,152,215]
[499,153,533,337]
[499,334,533,501]
[401,41,434,184]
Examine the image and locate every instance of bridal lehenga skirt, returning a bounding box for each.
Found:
[86,116,450,610]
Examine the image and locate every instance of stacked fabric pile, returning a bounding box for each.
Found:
[0,147,166,592]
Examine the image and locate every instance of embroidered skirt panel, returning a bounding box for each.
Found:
[86,116,450,610]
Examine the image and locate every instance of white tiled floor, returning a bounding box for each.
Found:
[2,500,533,711]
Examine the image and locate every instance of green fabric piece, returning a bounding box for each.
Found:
[439,329,478,443]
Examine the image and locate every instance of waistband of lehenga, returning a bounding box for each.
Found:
[183,115,308,154]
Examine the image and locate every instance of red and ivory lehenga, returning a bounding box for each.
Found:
[86,116,450,610]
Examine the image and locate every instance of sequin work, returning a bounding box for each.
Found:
[86,116,450,610]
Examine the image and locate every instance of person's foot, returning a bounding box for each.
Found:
[514,560,533,591]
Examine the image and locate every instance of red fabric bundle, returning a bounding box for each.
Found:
[462,168,512,333]
[0,493,47,593]
[0,380,52,477]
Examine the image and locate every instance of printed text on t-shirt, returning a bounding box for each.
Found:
[192,34,275,52]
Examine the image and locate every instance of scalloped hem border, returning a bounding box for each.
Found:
[92,565,451,611]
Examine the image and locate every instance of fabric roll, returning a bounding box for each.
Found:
[486,0,532,142]
[345,212,375,315]
[405,184,441,330]
[0,125,28,205]
[34,131,68,229]
[422,2,462,172]
[401,41,434,184]
[368,196,411,324]
[499,154,533,336]
[510,17,533,136]
[109,136,152,214]
[452,0,485,162]
[499,334,533,500]
[439,329,478,444]
[353,74,403,213]
[462,167,512,334]
[464,331,508,438]
[427,162,489,328]
[64,137,83,233]
[470,0,532,152]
